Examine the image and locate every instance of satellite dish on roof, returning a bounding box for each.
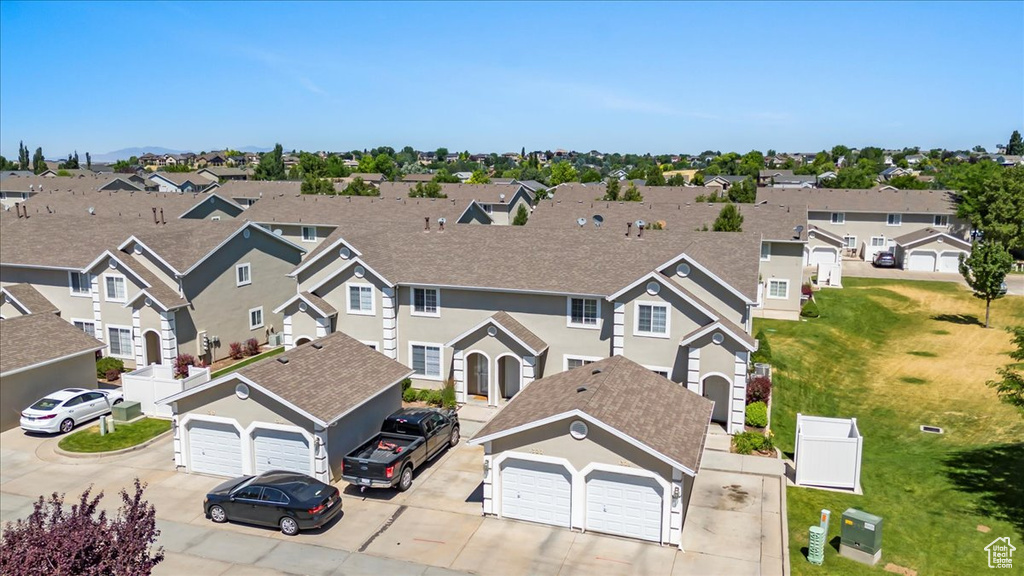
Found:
[635,219,646,228]
[87,207,95,215]
[576,217,587,227]
[593,215,604,227]
[794,225,804,238]
[499,193,505,201]
[273,229,283,236]
[438,217,447,225]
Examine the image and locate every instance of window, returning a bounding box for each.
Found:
[760,242,771,261]
[768,279,789,299]
[870,236,886,247]
[887,213,902,226]
[831,212,845,224]
[843,236,857,249]
[567,297,599,328]
[69,272,91,296]
[234,486,263,500]
[411,287,439,317]
[647,367,670,378]
[236,263,251,287]
[259,488,288,503]
[634,302,669,337]
[73,320,95,336]
[564,355,601,371]
[934,215,949,227]
[410,343,442,379]
[104,275,126,302]
[249,307,264,329]
[347,284,375,315]
[301,226,317,242]
[361,341,379,351]
[107,326,133,358]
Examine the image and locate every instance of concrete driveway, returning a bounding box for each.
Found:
[840,260,969,285]
[1,408,785,575]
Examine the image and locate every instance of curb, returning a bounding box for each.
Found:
[54,427,173,459]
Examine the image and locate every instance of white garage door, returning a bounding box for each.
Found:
[586,471,664,542]
[938,252,962,273]
[810,247,837,266]
[252,427,311,476]
[907,251,937,272]
[500,459,572,527]
[188,420,243,477]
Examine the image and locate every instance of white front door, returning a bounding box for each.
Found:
[252,427,311,476]
[188,420,243,477]
[907,251,937,272]
[500,459,572,527]
[585,471,664,542]
[938,252,961,273]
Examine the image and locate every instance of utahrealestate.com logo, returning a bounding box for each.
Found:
[985,537,1015,569]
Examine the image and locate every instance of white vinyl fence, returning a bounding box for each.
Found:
[122,364,210,417]
[794,413,863,492]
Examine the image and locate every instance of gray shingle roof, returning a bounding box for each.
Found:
[756,187,958,214]
[893,227,972,249]
[236,330,413,423]
[473,355,713,473]
[1,284,59,315]
[490,311,547,354]
[379,182,526,205]
[0,314,106,376]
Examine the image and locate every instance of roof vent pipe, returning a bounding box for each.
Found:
[626,221,632,237]
[160,208,165,224]
[152,207,158,224]
[638,224,644,238]
[424,216,430,231]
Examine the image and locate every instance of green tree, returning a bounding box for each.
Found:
[512,203,529,225]
[819,166,875,189]
[691,173,705,186]
[356,154,376,173]
[32,147,46,174]
[1006,130,1024,156]
[712,203,744,231]
[85,152,91,170]
[409,181,446,198]
[987,326,1024,415]
[886,174,928,190]
[621,182,643,202]
[602,178,621,201]
[727,178,756,203]
[374,153,398,180]
[954,165,1024,251]
[431,168,461,184]
[580,168,602,183]
[645,164,666,186]
[467,169,491,184]
[254,144,286,180]
[300,175,335,195]
[0,155,18,170]
[18,141,29,170]
[959,240,1013,328]
[340,177,378,196]
[435,147,449,162]
[549,161,578,185]
[666,173,688,186]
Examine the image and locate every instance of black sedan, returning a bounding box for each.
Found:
[204,471,342,535]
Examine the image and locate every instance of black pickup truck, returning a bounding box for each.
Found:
[342,407,460,491]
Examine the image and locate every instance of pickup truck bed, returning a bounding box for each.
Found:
[349,433,419,461]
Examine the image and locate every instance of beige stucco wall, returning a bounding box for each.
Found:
[0,267,93,323]
[0,298,26,318]
[618,282,709,377]
[326,384,401,479]
[662,266,747,326]
[756,241,803,319]
[809,211,969,260]
[177,378,310,429]
[0,353,97,431]
[260,223,335,253]
[315,264,386,346]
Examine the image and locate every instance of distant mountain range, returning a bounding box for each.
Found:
[91,145,273,163]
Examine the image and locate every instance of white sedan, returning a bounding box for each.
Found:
[20,388,124,434]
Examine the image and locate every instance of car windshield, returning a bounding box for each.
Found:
[287,479,328,501]
[30,398,62,411]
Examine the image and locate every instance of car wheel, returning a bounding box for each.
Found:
[280,516,299,536]
[113,399,123,405]
[60,419,74,434]
[397,466,414,492]
[209,505,228,523]
[449,426,460,447]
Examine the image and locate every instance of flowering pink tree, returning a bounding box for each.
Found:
[0,479,164,575]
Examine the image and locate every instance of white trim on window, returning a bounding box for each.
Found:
[831,212,845,224]
[408,341,443,380]
[563,354,604,372]
[301,226,317,243]
[870,236,886,247]
[71,318,96,336]
[104,274,127,303]
[360,340,380,351]
[106,324,134,359]
[410,287,440,317]
[887,213,902,226]
[632,300,670,338]
[933,215,949,227]
[346,283,376,316]
[69,271,92,297]
[843,235,857,250]
[644,364,673,379]
[236,263,251,287]
[767,279,789,300]
[248,306,264,330]
[566,296,601,329]
[760,242,771,261]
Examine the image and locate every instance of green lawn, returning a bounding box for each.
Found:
[757,278,1024,576]
[210,347,284,378]
[58,418,171,453]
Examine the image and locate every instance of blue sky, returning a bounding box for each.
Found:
[1,1,1022,159]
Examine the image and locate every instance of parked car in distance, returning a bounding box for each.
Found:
[998,281,1008,296]
[20,388,124,434]
[342,407,460,491]
[204,471,341,536]
[872,252,896,268]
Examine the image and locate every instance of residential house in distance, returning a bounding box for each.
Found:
[756,186,969,270]
[703,174,748,190]
[198,167,252,182]
[148,172,214,193]
[378,182,534,225]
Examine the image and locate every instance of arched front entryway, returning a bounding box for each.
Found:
[466,352,490,400]
[294,336,312,347]
[497,354,522,401]
[144,330,162,365]
[702,374,732,426]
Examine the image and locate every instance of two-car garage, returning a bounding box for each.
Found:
[183,419,312,478]
[895,230,972,273]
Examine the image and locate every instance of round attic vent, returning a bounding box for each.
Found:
[209,197,215,204]
[243,229,251,239]
[340,247,351,259]
[676,263,690,277]
[354,265,365,278]
[144,297,152,307]
[133,245,142,255]
[487,325,498,337]
[646,281,661,295]
[569,420,589,440]
[235,383,250,400]
[712,333,725,345]
[109,259,117,269]
[298,302,307,312]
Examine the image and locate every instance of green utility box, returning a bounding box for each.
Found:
[112,401,142,423]
[839,508,882,566]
